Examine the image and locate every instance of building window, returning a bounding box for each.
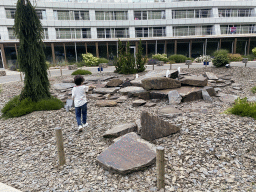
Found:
[8,28,49,39]
[172,9,211,19]
[6,9,16,19]
[218,9,253,17]
[135,27,165,37]
[56,28,91,39]
[36,10,47,20]
[173,26,212,36]
[43,28,49,39]
[54,10,89,20]
[97,28,129,38]
[220,25,256,35]
[134,10,165,20]
[95,11,128,20]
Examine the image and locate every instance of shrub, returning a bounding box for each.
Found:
[71,69,92,75]
[228,54,243,62]
[243,54,255,61]
[212,54,229,67]
[82,53,99,66]
[9,65,17,71]
[152,54,168,62]
[252,47,256,57]
[98,58,109,64]
[168,60,176,64]
[1,96,64,118]
[168,54,188,63]
[136,39,147,73]
[229,97,256,120]
[251,86,256,94]
[194,55,212,63]
[213,49,229,57]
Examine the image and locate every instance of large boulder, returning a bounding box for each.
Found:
[103,123,137,138]
[119,86,146,95]
[140,111,180,141]
[142,77,181,90]
[106,79,123,87]
[180,76,207,87]
[96,100,117,107]
[202,89,213,102]
[97,132,156,174]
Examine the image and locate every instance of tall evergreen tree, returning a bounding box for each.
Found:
[14,0,50,102]
[136,39,146,72]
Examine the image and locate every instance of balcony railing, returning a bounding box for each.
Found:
[97,31,129,38]
[174,28,212,36]
[56,31,91,39]
[220,26,256,35]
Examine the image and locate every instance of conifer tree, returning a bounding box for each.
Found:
[14,0,50,101]
[136,39,146,72]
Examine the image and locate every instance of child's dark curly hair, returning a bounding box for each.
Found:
[74,75,85,86]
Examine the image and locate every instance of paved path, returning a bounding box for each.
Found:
[0,61,255,84]
[0,182,22,192]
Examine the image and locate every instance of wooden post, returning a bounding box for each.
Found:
[85,43,88,54]
[234,38,237,54]
[51,43,56,66]
[55,127,66,166]
[63,43,67,62]
[106,42,109,59]
[219,39,222,49]
[174,40,177,55]
[0,44,7,69]
[96,42,99,58]
[156,146,165,190]
[164,40,167,55]
[146,41,148,57]
[247,38,251,55]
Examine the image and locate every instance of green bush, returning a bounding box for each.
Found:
[228,53,243,61]
[229,97,256,120]
[243,54,255,61]
[251,86,256,94]
[1,96,64,118]
[212,54,229,67]
[168,54,188,63]
[213,49,229,57]
[98,58,109,64]
[252,47,256,57]
[82,53,99,66]
[71,69,92,75]
[152,54,168,62]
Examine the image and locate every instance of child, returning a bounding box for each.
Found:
[72,75,92,132]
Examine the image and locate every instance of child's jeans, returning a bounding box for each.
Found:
[75,103,87,126]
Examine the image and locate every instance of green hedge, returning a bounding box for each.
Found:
[168,54,188,63]
[71,69,92,75]
[1,96,64,118]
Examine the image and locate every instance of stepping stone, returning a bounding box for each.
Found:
[96,100,117,107]
[133,99,146,107]
[53,83,75,90]
[117,96,128,103]
[202,89,213,102]
[106,79,123,87]
[88,94,105,100]
[119,86,146,95]
[103,123,137,138]
[108,95,120,100]
[168,90,182,105]
[141,111,180,141]
[144,102,156,107]
[93,88,118,94]
[142,77,181,90]
[180,76,207,87]
[205,72,218,80]
[159,106,182,118]
[219,94,239,104]
[97,132,156,174]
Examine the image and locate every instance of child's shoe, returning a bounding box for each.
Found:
[83,123,88,128]
[78,125,83,132]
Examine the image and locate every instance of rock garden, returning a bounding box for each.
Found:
[0,66,256,191]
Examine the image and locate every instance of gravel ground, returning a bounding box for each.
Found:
[0,66,255,192]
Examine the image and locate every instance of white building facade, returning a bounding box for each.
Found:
[0,0,256,68]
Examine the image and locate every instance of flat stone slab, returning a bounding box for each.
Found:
[93,88,118,94]
[159,106,182,118]
[141,111,180,141]
[119,86,146,95]
[97,132,156,174]
[180,76,208,87]
[62,78,74,83]
[130,70,178,87]
[117,96,128,103]
[106,79,123,87]
[96,100,117,107]
[168,90,182,105]
[202,89,213,102]
[219,94,239,104]
[0,182,22,192]
[53,83,75,90]
[144,102,156,107]
[87,94,105,100]
[84,76,115,82]
[103,123,137,138]
[142,77,181,90]
[205,72,218,80]
[133,99,146,107]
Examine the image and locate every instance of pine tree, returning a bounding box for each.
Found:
[136,39,146,73]
[114,40,124,73]
[14,0,50,102]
